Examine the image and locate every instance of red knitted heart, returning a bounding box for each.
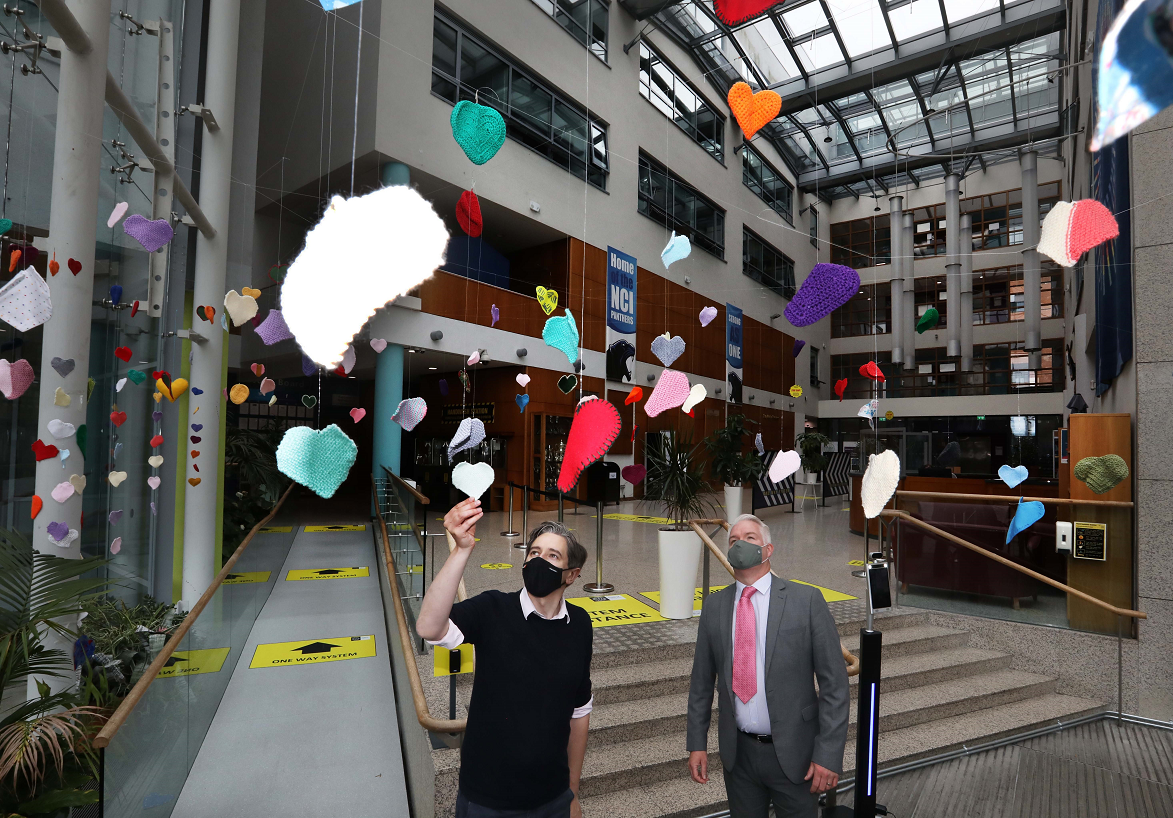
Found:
[149,434,164,448]
[715,0,782,25]
[114,346,132,362]
[110,411,127,427]
[67,258,81,275]
[859,361,884,382]
[557,398,621,493]
[32,439,59,461]
[834,378,848,401]
[456,190,483,238]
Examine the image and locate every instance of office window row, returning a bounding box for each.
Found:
[638,42,724,162]
[432,14,609,190]
[637,152,725,259]
[742,227,795,299]
[741,144,792,223]
[529,0,608,60]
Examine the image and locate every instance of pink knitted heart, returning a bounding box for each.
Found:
[349,408,366,423]
[0,358,35,399]
[391,397,427,431]
[260,377,276,395]
[123,214,174,253]
[1038,199,1120,268]
[644,370,691,417]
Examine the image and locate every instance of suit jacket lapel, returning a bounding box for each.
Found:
[721,586,737,702]
[764,576,788,677]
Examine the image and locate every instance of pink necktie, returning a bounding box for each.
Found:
[733,586,758,704]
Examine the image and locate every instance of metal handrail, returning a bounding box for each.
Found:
[689,519,862,678]
[880,509,1146,621]
[895,490,1134,509]
[372,476,466,733]
[384,465,430,506]
[94,483,295,749]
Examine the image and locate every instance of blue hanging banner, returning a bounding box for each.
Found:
[726,302,743,369]
[606,246,637,335]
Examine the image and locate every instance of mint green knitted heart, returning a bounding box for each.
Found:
[542,310,580,365]
[1073,454,1129,494]
[276,424,357,499]
[450,101,506,166]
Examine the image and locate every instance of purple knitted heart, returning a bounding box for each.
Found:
[255,309,295,345]
[123,214,174,253]
[152,411,163,422]
[47,521,68,541]
[192,387,204,395]
[192,423,203,432]
[784,263,860,328]
[151,502,157,515]
[301,354,317,377]
[792,339,806,357]
[108,510,123,525]
[439,379,449,396]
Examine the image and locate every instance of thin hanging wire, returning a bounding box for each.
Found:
[349,0,363,197]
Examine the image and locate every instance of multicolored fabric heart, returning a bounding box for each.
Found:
[0,358,35,400]
[392,397,427,431]
[536,286,558,315]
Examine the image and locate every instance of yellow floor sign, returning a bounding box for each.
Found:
[259,525,293,533]
[433,645,475,676]
[286,567,369,581]
[641,581,855,608]
[600,513,675,525]
[250,635,376,668]
[640,586,729,612]
[222,571,271,585]
[788,579,857,602]
[304,524,366,532]
[158,648,230,678]
[567,594,666,627]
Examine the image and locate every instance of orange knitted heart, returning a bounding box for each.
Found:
[727,82,780,140]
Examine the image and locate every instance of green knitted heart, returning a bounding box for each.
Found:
[916,307,939,333]
[276,424,357,499]
[76,424,86,456]
[0,219,12,237]
[1073,454,1129,494]
[126,369,147,385]
[450,100,507,166]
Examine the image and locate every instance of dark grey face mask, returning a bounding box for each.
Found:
[728,539,763,570]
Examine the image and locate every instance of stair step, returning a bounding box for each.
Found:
[588,692,716,747]
[834,608,930,638]
[593,639,697,670]
[580,762,730,818]
[848,647,1011,697]
[592,657,695,705]
[842,624,969,658]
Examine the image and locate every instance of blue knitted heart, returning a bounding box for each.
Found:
[543,310,580,365]
[516,393,530,413]
[276,424,357,499]
[451,101,507,166]
[650,334,686,367]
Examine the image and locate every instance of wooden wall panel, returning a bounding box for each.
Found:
[568,238,607,353]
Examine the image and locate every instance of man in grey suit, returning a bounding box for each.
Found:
[686,514,849,817]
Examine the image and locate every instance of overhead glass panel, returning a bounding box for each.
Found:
[793,32,845,70]
[941,0,999,25]
[887,0,944,42]
[782,1,829,36]
[735,18,801,84]
[829,0,895,57]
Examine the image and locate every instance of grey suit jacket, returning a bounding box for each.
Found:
[686,576,849,782]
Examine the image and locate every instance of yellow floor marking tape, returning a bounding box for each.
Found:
[157,648,230,678]
[599,513,675,524]
[250,635,375,668]
[480,563,513,570]
[848,560,865,566]
[304,524,366,532]
[259,525,293,533]
[788,579,857,602]
[567,594,666,627]
[639,586,729,612]
[285,567,370,581]
[433,645,475,676]
[222,571,271,585]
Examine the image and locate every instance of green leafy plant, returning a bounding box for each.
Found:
[643,431,715,528]
[81,596,185,697]
[0,527,109,817]
[794,431,832,475]
[223,421,289,562]
[704,414,761,487]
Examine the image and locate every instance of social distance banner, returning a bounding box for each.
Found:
[606,246,637,383]
[726,302,743,404]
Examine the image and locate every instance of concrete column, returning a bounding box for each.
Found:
[945,174,962,358]
[960,213,974,372]
[902,213,916,372]
[33,0,111,558]
[1020,150,1042,370]
[181,0,241,610]
[372,162,409,478]
[889,196,904,365]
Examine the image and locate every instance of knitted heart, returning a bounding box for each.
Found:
[860,361,884,382]
[491,304,499,326]
[69,474,85,494]
[115,346,132,362]
[158,377,188,402]
[255,309,295,345]
[124,214,174,252]
[242,287,262,299]
[192,423,203,431]
[32,439,58,461]
[8,248,21,272]
[370,338,387,353]
[448,418,486,461]
[860,450,900,519]
[148,476,161,490]
[557,398,621,493]
[699,306,717,327]
[76,425,86,453]
[1006,498,1045,544]
[727,81,781,140]
[0,359,34,399]
[834,378,848,401]
[558,374,578,394]
[0,267,53,330]
[260,377,275,395]
[277,424,358,498]
[224,290,259,326]
[110,285,123,306]
[785,263,860,327]
[46,520,69,541]
[467,350,481,366]
[650,334,686,367]
[792,339,806,358]
[53,388,70,407]
[715,0,786,24]
[196,305,215,322]
[625,387,643,405]
[755,433,764,455]
[515,393,530,412]
[438,379,448,396]
[456,190,483,237]
[108,509,123,525]
[543,310,580,365]
[535,286,558,315]
[131,301,140,316]
[391,397,427,431]
[302,394,317,409]
[1038,200,1120,268]
[450,100,507,165]
[108,201,128,227]
[108,471,128,487]
[661,232,691,269]
[682,383,706,414]
[109,411,127,427]
[148,455,164,468]
[150,434,164,447]
[116,378,127,392]
[110,537,122,555]
[1073,454,1129,494]
[645,370,691,417]
[251,362,265,377]
[516,374,531,388]
[50,357,75,378]
[768,450,801,484]
[126,369,146,384]
[998,464,1029,489]
[916,307,939,333]
[51,481,74,503]
[621,464,646,485]
[191,388,203,396]
[191,436,201,444]
[30,495,42,519]
[48,526,78,547]
[349,408,366,423]
[452,461,495,499]
[67,258,81,275]
[0,218,10,236]
[230,385,250,405]
[189,477,202,487]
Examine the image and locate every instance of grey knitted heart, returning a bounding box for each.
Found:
[650,334,686,367]
[50,357,75,378]
[447,417,486,462]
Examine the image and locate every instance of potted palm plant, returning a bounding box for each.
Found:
[643,431,714,619]
[794,431,831,483]
[704,414,761,522]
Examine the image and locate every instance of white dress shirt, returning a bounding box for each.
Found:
[425,588,593,718]
[731,572,773,735]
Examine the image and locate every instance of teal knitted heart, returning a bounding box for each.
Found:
[543,310,580,365]
[276,423,357,499]
[450,100,506,165]
[126,369,147,385]
[0,219,12,237]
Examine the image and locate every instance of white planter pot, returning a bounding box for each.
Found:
[724,484,743,523]
[658,528,703,620]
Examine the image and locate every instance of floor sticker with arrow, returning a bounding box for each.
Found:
[249,635,376,668]
[285,567,370,581]
[157,648,231,678]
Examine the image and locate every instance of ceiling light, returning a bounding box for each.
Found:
[428,366,437,370]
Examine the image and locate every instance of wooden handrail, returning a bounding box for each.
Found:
[688,519,862,678]
[372,476,466,733]
[882,509,1146,620]
[383,465,429,505]
[94,484,296,749]
[895,490,1133,509]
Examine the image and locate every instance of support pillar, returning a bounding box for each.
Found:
[181,0,241,610]
[902,214,916,372]
[373,161,410,477]
[945,174,962,358]
[889,196,905,365]
[1020,150,1042,370]
[960,213,974,372]
[33,0,111,558]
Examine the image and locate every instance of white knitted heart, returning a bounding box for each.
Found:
[768,450,801,484]
[860,450,900,519]
[452,461,495,499]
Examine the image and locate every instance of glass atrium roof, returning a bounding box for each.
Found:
[653,0,1066,198]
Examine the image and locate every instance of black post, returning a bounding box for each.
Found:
[558,491,564,523]
[98,747,104,818]
[853,629,883,818]
[449,648,461,722]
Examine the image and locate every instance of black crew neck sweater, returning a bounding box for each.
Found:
[449,589,593,811]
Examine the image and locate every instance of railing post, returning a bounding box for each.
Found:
[583,501,614,594]
[702,537,711,608]
[501,484,519,537]
[516,486,530,549]
[558,491,564,523]
[1117,613,1124,720]
[98,746,104,818]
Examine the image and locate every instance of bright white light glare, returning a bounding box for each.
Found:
[282,185,449,367]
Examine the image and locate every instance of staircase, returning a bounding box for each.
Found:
[423,609,1104,818]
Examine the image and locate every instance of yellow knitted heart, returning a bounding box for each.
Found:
[535,286,558,315]
[242,287,262,298]
[156,377,189,402]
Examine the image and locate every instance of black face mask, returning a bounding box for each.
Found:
[523,555,566,599]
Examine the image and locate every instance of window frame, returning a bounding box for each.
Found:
[742,226,796,299]
[809,205,819,247]
[529,0,609,61]
[741,144,794,225]
[638,41,725,163]
[638,151,726,259]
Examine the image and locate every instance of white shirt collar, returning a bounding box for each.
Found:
[519,587,570,622]
[735,572,773,598]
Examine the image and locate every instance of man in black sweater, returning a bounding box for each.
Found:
[417,497,593,818]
